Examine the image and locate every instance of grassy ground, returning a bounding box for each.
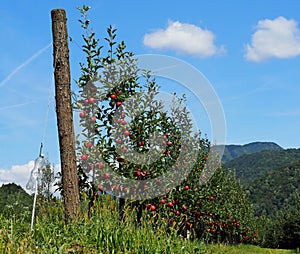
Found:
[206,244,296,254]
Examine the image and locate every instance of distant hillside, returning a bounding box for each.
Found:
[0,183,33,217]
[223,148,300,185]
[247,162,300,217]
[218,142,283,163]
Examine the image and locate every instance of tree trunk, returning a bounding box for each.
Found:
[51,9,80,221]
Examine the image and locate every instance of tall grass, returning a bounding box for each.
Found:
[0,195,206,253]
[0,196,296,253]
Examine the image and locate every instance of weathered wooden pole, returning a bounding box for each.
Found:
[51,9,80,221]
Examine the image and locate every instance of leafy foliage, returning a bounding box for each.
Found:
[37,158,55,200]
[258,194,300,249]
[146,167,258,244]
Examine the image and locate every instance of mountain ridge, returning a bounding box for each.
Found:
[216,141,283,163]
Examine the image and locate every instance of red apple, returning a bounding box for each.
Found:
[79,112,86,118]
[110,94,116,99]
[97,162,105,169]
[124,130,130,136]
[117,139,122,144]
[160,199,165,204]
[150,205,156,211]
[166,141,172,146]
[90,117,97,123]
[86,142,93,148]
[116,101,122,107]
[89,97,96,104]
[167,202,173,207]
[81,154,88,160]
[184,185,189,190]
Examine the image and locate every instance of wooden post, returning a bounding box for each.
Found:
[51,9,80,221]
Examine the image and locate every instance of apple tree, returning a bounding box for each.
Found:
[74,6,201,221]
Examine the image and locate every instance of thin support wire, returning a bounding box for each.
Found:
[41,75,54,146]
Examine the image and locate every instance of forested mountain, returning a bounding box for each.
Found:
[223,148,300,217]
[223,148,300,185]
[246,162,300,217]
[218,142,283,163]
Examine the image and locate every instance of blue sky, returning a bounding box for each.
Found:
[1,0,300,188]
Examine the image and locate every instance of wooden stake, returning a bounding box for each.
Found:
[51,9,80,221]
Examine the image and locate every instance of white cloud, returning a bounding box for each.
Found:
[0,161,34,191]
[245,16,300,62]
[0,161,61,194]
[143,20,225,58]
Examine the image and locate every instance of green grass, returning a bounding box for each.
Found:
[0,196,297,253]
[206,244,296,254]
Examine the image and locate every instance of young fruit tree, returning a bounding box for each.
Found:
[75,6,202,218]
